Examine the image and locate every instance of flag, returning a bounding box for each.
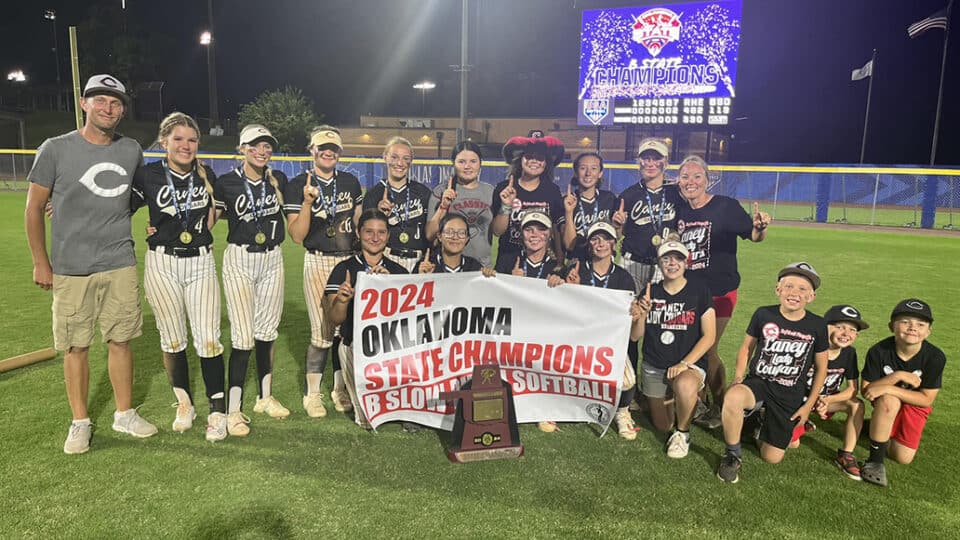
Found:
[851,59,873,81]
[907,7,948,38]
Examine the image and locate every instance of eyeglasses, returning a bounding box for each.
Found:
[442,229,468,239]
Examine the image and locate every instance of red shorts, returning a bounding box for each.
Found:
[712,289,738,318]
[790,412,833,443]
[891,404,932,450]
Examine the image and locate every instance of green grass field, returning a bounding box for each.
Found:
[1,190,958,538]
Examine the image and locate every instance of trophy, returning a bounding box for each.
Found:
[439,363,523,463]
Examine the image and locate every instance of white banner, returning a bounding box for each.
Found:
[353,272,632,432]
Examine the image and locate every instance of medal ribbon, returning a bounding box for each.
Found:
[522,253,547,279]
[162,160,194,233]
[588,262,611,289]
[240,169,266,234]
[576,191,600,234]
[387,180,411,230]
[312,170,338,223]
[644,188,666,232]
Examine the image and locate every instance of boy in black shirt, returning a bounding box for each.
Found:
[717,262,828,483]
[860,299,945,487]
[789,305,869,481]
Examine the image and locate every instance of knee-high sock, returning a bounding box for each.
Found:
[200,354,226,414]
[331,335,342,372]
[255,340,275,399]
[618,386,637,409]
[167,350,193,404]
[628,339,639,374]
[227,348,252,413]
[304,345,327,395]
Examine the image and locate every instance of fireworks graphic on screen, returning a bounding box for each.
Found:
[579,10,631,100]
[677,3,740,97]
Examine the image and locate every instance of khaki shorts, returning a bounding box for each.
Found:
[52,265,142,351]
[640,362,706,399]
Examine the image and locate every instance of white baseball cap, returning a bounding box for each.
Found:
[83,74,129,104]
[586,222,617,240]
[657,240,689,259]
[521,211,552,229]
[309,129,343,152]
[239,124,279,149]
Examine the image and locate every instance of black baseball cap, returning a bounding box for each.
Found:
[777,262,821,290]
[890,298,933,323]
[824,305,869,330]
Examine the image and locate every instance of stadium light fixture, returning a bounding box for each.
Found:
[413,81,436,116]
[199,31,212,45]
[7,69,26,82]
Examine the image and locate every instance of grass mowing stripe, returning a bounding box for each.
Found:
[1,192,958,538]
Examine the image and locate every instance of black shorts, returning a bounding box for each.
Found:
[741,377,802,450]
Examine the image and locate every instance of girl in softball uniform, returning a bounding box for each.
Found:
[131,112,227,442]
[561,152,617,262]
[212,124,290,436]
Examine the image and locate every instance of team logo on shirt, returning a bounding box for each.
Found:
[157,184,209,216]
[754,324,814,387]
[78,162,130,198]
[678,219,710,270]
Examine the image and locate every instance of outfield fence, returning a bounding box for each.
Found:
[2,149,958,229]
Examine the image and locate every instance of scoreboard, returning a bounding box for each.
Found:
[577,1,742,127]
[613,97,733,125]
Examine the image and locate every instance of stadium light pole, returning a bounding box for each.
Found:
[199,29,221,133]
[44,9,61,110]
[413,81,436,116]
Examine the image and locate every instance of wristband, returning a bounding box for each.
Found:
[500,204,513,215]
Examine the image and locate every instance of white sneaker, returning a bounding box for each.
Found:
[112,408,158,438]
[666,431,690,458]
[301,392,327,418]
[253,395,291,419]
[331,387,353,412]
[64,421,92,454]
[615,409,637,440]
[171,402,196,433]
[206,412,227,442]
[227,412,250,437]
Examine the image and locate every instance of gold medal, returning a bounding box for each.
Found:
[651,234,662,247]
[326,226,336,238]
[255,232,267,244]
[180,231,193,244]
[399,231,410,244]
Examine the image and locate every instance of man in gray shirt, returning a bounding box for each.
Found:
[25,74,157,454]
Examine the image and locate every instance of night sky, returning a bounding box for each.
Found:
[1,0,957,165]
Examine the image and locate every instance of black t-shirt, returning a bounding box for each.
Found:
[490,178,564,259]
[284,170,363,253]
[641,278,714,370]
[862,337,945,390]
[417,251,483,273]
[494,252,561,279]
[325,254,408,345]
[568,189,618,261]
[676,195,754,296]
[803,346,859,396]
[745,305,829,408]
[617,182,683,262]
[131,160,215,249]
[363,180,433,251]
[214,167,287,248]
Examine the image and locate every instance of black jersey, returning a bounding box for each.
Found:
[567,260,637,293]
[284,170,364,253]
[745,305,829,408]
[214,167,287,248]
[568,189,618,261]
[494,252,561,279]
[676,195,754,296]
[802,346,859,397]
[417,251,483,273]
[131,160,215,248]
[617,182,683,263]
[325,254,408,345]
[862,337,945,390]
[363,180,433,251]
[641,278,714,371]
[491,178,565,259]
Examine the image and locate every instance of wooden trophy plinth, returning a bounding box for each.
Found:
[440,363,523,463]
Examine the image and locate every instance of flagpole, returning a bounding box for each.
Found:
[859,49,877,164]
[929,0,953,165]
